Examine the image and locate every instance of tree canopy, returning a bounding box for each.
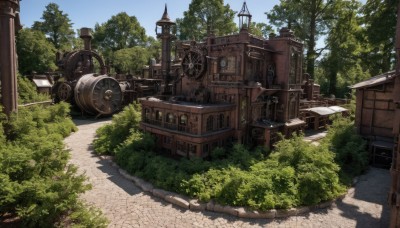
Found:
[16,28,57,75]
[32,3,75,50]
[318,0,369,97]
[267,0,340,78]
[92,12,147,53]
[176,0,237,41]
[359,0,399,75]
[113,46,151,74]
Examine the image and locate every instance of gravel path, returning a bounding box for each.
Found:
[65,119,390,228]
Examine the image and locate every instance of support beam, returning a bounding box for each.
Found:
[390,1,400,227]
[0,0,19,116]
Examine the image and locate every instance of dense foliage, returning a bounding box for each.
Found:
[176,0,237,41]
[92,12,150,72]
[268,0,398,98]
[322,115,369,182]
[94,106,367,211]
[113,46,152,74]
[93,103,142,155]
[0,103,108,227]
[16,28,57,75]
[17,75,50,104]
[32,3,75,50]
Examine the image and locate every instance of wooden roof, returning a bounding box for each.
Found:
[350,71,396,89]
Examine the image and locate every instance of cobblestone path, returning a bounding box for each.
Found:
[65,119,390,228]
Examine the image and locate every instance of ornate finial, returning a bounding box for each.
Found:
[162,4,170,21]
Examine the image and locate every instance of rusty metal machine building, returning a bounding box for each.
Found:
[140,3,307,157]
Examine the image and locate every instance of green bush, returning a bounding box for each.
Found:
[0,103,107,227]
[94,103,142,155]
[17,75,50,104]
[96,106,363,211]
[322,116,368,182]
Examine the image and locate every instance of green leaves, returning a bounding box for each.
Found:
[96,104,363,211]
[32,3,75,50]
[16,29,57,75]
[92,12,147,62]
[0,103,106,227]
[94,103,142,155]
[176,0,237,41]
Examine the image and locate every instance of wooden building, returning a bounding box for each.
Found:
[351,71,397,166]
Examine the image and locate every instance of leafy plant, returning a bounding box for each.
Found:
[95,106,365,211]
[0,103,107,227]
[94,103,142,155]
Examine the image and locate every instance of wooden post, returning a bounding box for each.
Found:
[390,1,400,227]
[0,0,19,116]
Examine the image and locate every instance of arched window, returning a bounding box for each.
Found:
[180,114,188,125]
[219,114,224,128]
[156,111,163,121]
[206,115,214,131]
[144,108,150,121]
[166,113,175,123]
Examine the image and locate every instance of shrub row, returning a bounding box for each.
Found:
[94,105,367,211]
[0,103,108,227]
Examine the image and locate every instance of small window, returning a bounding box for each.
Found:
[166,113,175,123]
[219,114,224,128]
[180,114,188,125]
[207,115,214,131]
[144,108,150,120]
[156,111,163,121]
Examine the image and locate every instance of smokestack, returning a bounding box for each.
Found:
[80,27,92,51]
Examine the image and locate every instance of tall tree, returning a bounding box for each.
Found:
[359,0,399,75]
[319,0,369,97]
[92,12,147,66]
[16,28,57,75]
[267,0,337,78]
[176,0,237,41]
[32,3,75,50]
[92,12,146,53]
[113,47,151,74]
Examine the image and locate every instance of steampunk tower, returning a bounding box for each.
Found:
[155,5,176,95]
[139,3,306,157]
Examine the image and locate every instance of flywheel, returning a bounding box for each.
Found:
[181,48,207,80]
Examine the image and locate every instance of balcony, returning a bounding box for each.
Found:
[143,119,192,134]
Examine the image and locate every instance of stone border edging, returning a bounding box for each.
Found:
[101,156,350,219]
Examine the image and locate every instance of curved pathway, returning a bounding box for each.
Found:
[66,119,390,228]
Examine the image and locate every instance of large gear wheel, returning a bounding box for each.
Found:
[181,48,207,80]
[57,82,72,101]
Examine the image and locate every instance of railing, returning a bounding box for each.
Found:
[18,100,53,107]
[143,119,191,133]
[147,119,162,126]
[164,123,177,131]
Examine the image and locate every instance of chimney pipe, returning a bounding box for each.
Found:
[80,27,92,51]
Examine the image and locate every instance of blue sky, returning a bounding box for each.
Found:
[20,0,279,38]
